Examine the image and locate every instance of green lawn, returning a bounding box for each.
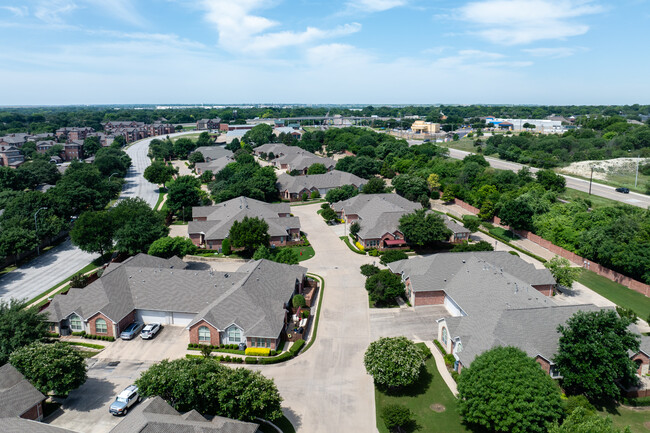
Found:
[286,245,315,262]
[489,227,518,242]
[598,404,650,433]
[559,188,623,209]
[339,236,365,255]
[374,343,468,433]
[577,270,650,321]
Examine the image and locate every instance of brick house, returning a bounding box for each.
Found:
[63,140,84,161]
[254,143,335,175]
[196,118,221,130]
[0,145,24,167]
[276,170,366,201]
[56,127,94,141]
[0,364,46,421]
[188,196,301,252]
[42,254,307,351]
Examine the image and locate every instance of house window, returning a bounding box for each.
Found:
[198,326,211,342]
[442,327,448,345]
[95,318,107,334]
[549,364,561,378]
[70,315,83,332]
[228,327,241,343]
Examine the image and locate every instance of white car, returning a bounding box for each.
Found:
[140,323,161,340]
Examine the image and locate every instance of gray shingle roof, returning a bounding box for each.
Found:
[440,214,469,235]
[194,146,233,161]
[110,396,259,433]
[0,364,45,419]
[189,197,298,242]
[332,194,421,240]
[276,170,366,195]
[254,143,335,171]
[0,418,77,433]
[43,254,305,340]
[195,156,233,175]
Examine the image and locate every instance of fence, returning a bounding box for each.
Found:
[451,199,650,297]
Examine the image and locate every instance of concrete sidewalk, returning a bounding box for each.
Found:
[423,340,458,396]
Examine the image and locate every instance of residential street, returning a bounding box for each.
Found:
[0,132,193,303]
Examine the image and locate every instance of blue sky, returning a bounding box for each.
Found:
[0,0,649,105]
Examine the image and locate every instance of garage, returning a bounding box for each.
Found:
[136,310,169,324]
[171,312,195,326]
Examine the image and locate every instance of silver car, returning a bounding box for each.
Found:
[120,322,144,340]
[140,323,161,340]
[109,385,139,416]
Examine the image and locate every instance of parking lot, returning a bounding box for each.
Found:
[48,360,153,433]
[95,324,188,362]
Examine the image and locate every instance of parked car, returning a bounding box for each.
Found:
[109,385,140,416]
[120,322,144,340]
[140,323,161,340]
[615,187,630,193]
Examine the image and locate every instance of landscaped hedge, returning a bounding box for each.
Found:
[245,347,271,356]
[258,351,294,365]
[71,331,86,336]
[433,339,446,354]
[84,334,115,342]
[245,357,258,364]
[289,339,305,356]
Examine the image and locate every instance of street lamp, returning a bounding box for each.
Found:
[108,172,120,182]
[34,207,47,256]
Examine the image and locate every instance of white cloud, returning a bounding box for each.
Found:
[434,49,531,69]
[306,43,374,65]
[522,47,586,58]
[1,6,28,17]
[84,0,145,26]
[457,0,604,45]
[33,0,77,24]
[346,0,408,13]
[200,0,361,53]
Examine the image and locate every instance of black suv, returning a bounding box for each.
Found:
[615,187,630,194]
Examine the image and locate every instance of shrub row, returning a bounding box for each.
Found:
[188,343,239,350]
[444,353,456,368]
[85,334,115,342]
[46,332,60,338]
[245,347,271,356]
[289,339,305,356]
[433,339,446,354]
[621,396,650,407]
[71,331,86,336]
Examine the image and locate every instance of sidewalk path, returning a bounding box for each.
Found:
[423,340,458,396]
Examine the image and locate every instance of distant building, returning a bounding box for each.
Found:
[274,126,303,140]
[411,120,440,134]
[196,118,221,130]
[0,145,24,167]
[254,143,335,175]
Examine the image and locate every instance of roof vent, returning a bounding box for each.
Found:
[224,273,229,278]
[462,260,465,263]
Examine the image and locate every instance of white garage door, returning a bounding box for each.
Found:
[172,312,195,326]
[137,310,169,324]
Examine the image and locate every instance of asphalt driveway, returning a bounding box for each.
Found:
[47,360,152,433]
[95,325,188,363]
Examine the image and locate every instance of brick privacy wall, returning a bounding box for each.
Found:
[414,291,445,306]
[189,320,221,346]
[88,312,114,337]
[452,199,650,297]
[19,402,42,421]
[116,311,136,335]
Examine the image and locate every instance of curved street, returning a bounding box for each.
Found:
[0,131,193,303]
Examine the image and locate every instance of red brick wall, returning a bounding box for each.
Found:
[246,336,280,350]
[88,312,114,337]
[116,311,136,335]
[189,233,203,247]
[533,284,555,297]
[414,290,445,306]
[452,198,650,297]
[20,402,43,421]
[631,352,650,374]
[189,320,221,346]
[536,356,551,374]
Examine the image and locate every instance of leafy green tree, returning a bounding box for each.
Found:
[349,221,361,237]
[94,147,131,177]
[392,174,429,202]
[110,198,168,255]
[321,206,338,223]
[173,137,197,159]
[536,169,566,192]
[361,177,388,194]
[462,215,481,232]
[310,190,320,199]
[365,270,405,305]
[498,195,535,230]
[16,159,61,188]
[148,236,197,258]
[221,238,231,255]
[379,250,408,265]
[325,184,359,203]
[0,226,39,265]
[149,138,173,160]
[544,256,581,288]
[167,176,203,219]
[549,407,631,433]
[0,166,23,190]
[0,299,48,365]
[242,124,273,147]
[10,342,87,396]
[225,138,241,153]
[83,136,102,156]
[380,404,414,432]
[274,248,299,264]
[360,264,380,277]
[136,358,283,421]
[144,161,176,186]
[111,135,126,148]
[188,151,205,166]
[70,210,114,258]
[196,131,212,147]
[398,209,452,247]
[200,170,214,184]
[229,216,269,253]
[426,173,441,190]
[253,245,272,260]
[458,346,563,433]
[307,163,327,175]
[292,294,306,308]
[554,310,640,403]
[335,155,381,179]
[364,337,426,388]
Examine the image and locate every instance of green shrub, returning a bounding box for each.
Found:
[444,353,456,368]
[564,395,595,415]
[301,309,310,318]
[245,357,258,364]
[292,295,306,308]
[259,352,293,365]
[368,249,380,257]
[621,396,650,407]
[381,404,414,431]
[46,332,60,338]
[419,344,433,359]
[311,190,320,199]
[245,347,271,356]
[289,339,305,356]
[379,250,408,265]
[433,339,446,353]
[269,350,277,356]
[451,371,459,382]
[222,238,231,255]
[71,331,86,336]
[508,251,519,256]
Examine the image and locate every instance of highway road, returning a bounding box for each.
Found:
[0,131,194,303]
[408,140,650,209]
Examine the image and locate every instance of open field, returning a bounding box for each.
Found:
[558,188,623,209]
[558,158,650,193]
[576,270,650,321]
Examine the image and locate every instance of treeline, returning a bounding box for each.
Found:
[483,118,650,167]
[3,105,649,135]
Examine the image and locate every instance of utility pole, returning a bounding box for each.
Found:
[635,157,639,188]
[588,166,594,195]
[34,207,47,256]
